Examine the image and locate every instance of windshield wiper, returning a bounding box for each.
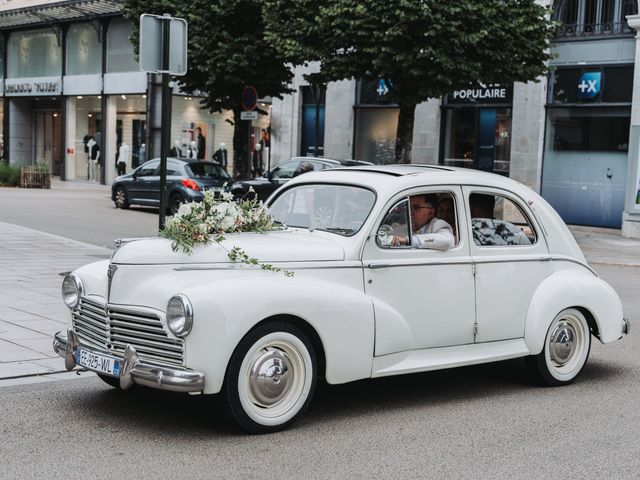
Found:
[319,227,353,236]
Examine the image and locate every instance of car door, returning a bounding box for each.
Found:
[463,186,553,342]
[128,160,160,203]
[361,187,476,356]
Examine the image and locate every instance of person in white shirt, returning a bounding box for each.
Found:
[391,194,455,251]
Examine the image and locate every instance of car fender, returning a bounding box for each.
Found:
[524,268,624,355]
[181,274,375,394]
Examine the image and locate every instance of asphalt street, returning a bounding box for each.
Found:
[0,181,639,479]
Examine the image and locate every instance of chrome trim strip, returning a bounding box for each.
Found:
[173,262,364,271]
[53,330,204,393]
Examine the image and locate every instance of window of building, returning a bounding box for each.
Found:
[549,66,634,104]
[547,108,630,152]
[67,23,102,75]
[7,29,62,78]
[553,0,638,37]
[107,19,139,73]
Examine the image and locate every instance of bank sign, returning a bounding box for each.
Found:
[577,72,602,99]
[447,84,513,105]
[4,77,62,96]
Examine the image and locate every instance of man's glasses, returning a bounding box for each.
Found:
[410,205,435,212]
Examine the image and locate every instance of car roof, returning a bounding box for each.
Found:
[289,157,373,166]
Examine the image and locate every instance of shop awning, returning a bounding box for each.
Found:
[0,0,122,29]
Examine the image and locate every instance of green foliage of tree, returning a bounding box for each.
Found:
[122,0,293,178]
[262,0,556,163]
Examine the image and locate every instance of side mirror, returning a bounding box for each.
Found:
[376,224,394,246]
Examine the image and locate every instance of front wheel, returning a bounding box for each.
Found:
[528,308,591,386]
[114,186,129,209]
[222,322,317,433]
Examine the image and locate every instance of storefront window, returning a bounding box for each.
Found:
[547,108,630,152]
[550,66,633,104]
[443,107,512,174]
[74,96,102,180]
[116,95,147,169]
[67,23,102,75]
[354,108,399,164]
[0,100,4,160]
[7,29,62,78]
[107,19,139,73]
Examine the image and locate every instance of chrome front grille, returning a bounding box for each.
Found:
[72,297,109,350]
[71,298,184,367]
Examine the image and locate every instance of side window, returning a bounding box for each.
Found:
[294,161,317,176]
[469,192,536,247]
[377,199,410,248]
[137,161,159,177]
[377,192,459,249]
[272,161,300,180]
[166,162,180,176]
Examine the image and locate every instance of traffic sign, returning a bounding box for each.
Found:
[140,14,188,76]
[240,111,258,120]
[241,86,258,111]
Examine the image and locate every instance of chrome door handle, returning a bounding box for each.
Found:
[367,264,390,269]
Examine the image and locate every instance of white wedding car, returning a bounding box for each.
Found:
[54,165,629,433]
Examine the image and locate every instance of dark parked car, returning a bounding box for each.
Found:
[230,157,373,201]
[112,158,230,214]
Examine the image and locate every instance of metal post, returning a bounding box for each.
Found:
[159,14,171,230]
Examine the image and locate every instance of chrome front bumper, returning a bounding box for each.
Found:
[53,329,205,393]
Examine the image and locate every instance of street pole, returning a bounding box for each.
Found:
[158,14,171,230]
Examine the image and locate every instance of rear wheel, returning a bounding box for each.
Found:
[169,192,185,215]
[114,187,129,209]
[528,308,591,386]
[222,322,317,433]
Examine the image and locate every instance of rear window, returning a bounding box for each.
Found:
[186,163,230,179]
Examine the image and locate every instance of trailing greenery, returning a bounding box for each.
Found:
[160,189,293,276]
[122,0,293,179]
[0,161,20,186]
[262,0,556,163]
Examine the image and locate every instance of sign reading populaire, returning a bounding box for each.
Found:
[5,77,62,96]
[448,84,513,105]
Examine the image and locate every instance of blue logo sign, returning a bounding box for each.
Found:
[577,72,601,99]
[377,79,389,96]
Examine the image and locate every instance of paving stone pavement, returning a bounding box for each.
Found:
[0,221,112,385]
[0,220,638,387]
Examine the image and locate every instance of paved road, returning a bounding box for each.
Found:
[0,180,158,248]
[0,263,637,479]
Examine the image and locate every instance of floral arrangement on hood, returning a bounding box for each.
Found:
[160,189,291,275]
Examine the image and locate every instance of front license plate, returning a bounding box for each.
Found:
[76,348,121,377]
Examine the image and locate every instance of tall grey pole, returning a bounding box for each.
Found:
[158,14,171,230]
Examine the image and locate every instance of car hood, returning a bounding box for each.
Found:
[110,229,345,265]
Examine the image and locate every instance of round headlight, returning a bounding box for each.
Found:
[62,274,83,310]
[166,294,193,337]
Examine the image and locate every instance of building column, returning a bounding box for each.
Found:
[103,95,117,185]
[64,96,76,180]
[622,15,640,238]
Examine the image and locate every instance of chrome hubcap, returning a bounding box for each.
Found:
[549,320,578,367]
[248,347,294,408]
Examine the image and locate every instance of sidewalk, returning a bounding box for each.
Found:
[0,220,638,387]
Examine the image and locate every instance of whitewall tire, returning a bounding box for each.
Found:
[223,322,317,433]
[529,308,591,386]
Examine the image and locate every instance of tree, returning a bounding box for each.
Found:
[122,0,293,178]
[262,0,555,163]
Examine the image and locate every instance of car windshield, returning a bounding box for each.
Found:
[268,184,376,236]
[186,162,230,179]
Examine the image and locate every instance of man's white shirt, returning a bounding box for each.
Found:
[411,218,455,250]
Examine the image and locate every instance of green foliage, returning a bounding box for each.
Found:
[0,161,20,186]
[122,0,293,177]
[262,0,556,162]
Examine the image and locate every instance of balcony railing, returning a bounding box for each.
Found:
[555,21,634,38]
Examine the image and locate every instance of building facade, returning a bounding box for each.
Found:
[0,0,270,186]
[270,0,640,237]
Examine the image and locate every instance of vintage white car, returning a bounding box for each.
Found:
[54,165,630,433]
